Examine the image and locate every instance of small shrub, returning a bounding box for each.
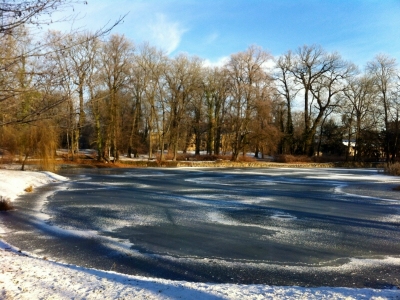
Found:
[156,161,178,167]
[193,154,231,161]
[274,155,312,163]
[216,154,232,161]
[194,154,216,161]
[177,153,192,161]
[24,185,33,192]
[386,163,400,176]
[156,152,174,161]
[0,154,14,164]
[0,196,13,211]
[237,155,256,162]
[156,152,190,162]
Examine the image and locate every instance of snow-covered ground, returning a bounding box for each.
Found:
[0,169,399,299]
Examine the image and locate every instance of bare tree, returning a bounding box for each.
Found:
[155,75,170,161]
[127,50,146,158]
[0,0,80,35]
[164,54,203,161]
[203,66,229,155]
[0,1,76,109]
[289,45,355,156]
[225,45,274,161]
[187,72,207,155]
[45,31,98,159]
[275,51,298,154]
[129,43,167,159]
[99,34,134,162]
[341,74,378,161]
[0,0,124,128]
[367,54,398,163]
[248,95,281,158]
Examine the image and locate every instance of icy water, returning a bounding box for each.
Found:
[1,167,400,288]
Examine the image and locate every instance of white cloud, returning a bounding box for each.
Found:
[44,2,187,56]
[205,32,219,45]
[203,56,230,68]
[203,55,275,70]
[147,13,187,55]
[260,59,276,73]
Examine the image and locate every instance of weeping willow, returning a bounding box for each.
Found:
[11,120,60,171]
[35,120,59,171]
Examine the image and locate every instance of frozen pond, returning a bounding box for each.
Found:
[1,167,400,288]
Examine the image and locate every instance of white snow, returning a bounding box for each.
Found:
[0,169,399,299]
[0,169,68,203]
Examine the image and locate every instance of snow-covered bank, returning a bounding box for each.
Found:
[0,169,68,202]
[1,246,398,300]
[0,169,399,299]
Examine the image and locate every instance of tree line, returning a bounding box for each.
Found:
[1,3,400,165]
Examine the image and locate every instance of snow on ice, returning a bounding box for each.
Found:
[0,169,399,299]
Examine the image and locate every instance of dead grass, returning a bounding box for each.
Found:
[0,196,13,211]
[60,158,127,168]
[156,153,229,162]
[24,185,33,192]
[274,155,312,163]
[193,154,231,161]
[159,153,256,162]
[385,163,400,176]
[0,156,14,164]
[237,155,256,162]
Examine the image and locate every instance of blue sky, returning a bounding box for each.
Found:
[54,0,400,67]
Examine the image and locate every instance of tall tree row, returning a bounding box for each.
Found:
[1,10,400,165]
[275,46,400,163]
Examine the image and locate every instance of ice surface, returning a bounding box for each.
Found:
[1,168,400,299]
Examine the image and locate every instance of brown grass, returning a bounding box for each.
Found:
[237,155,256,162]
[155,153,258,163]
[155,153,182,161]
[193,154,231,161]
[274,155,312,163]
[24,185,33,192]
[60,157,129,168]
[0,155,14,164]
[0,196,13,211]
[155,153,227,162]
[385,163,400,176]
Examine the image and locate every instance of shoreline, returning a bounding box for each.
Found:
[4,159,385,171]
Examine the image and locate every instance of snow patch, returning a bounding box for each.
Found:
[0,169,67,202]
[1,248,398,299]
